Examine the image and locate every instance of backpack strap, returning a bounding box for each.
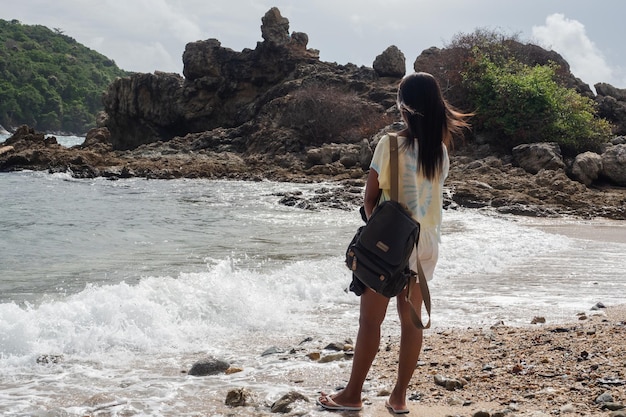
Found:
[388,133,431,329]
[389,133,399,202]
[407,263,431,329]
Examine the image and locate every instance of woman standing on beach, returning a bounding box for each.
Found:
[318,72,472,414]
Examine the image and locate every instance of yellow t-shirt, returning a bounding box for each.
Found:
[369,133,449,239]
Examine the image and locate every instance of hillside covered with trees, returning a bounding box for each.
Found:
[0,19,128,134]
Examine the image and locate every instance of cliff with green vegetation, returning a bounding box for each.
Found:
[0,19,128,134]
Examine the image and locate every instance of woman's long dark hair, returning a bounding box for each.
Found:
[397,72,471,180]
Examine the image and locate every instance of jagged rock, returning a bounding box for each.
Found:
[596,83,626,101]
[102,72,185,150]
[571,151,603,185]
[595,83,626,135]
[104,7,326,151]
[79,127,111,150]
[534,169,586,195]
[261,7,290,46]
[373,45,406,78]
[512,142,565,174]
[270,391,309,413]
[290,31,309,50]
[3,125,52,149]
[596,95,626,136]
[225,388,253,407]
[601,144,626,185]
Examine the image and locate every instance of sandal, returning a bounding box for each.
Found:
[317,394,363,411]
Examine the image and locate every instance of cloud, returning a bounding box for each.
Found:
[531,13,613,88]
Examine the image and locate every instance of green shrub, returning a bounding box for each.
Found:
[462,51,611,155]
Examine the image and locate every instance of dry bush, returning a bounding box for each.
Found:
[281,85,390,146]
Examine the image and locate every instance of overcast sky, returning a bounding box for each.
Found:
[2,1,625,89]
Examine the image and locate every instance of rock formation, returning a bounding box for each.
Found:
[595,83,626,135]
[102,7,331,150]
[1,7,626,220]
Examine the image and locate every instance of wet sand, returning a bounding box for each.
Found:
[530,218,626,244]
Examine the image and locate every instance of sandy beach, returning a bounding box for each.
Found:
[332,305,626,417]
[304,220,626,417]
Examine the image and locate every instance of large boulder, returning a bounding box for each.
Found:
[600,144,626,186]
[373,45,405,78]
[512,142,565,174]
[570,151,603,186]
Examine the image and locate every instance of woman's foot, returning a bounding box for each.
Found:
[385,391,409,414]
[385,399,409,414]
[317,392,363,412]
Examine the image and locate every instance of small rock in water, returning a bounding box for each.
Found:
[36,354,63,364]
[531,316,546,324]
[324,342,345,351]
[270,391,309,413]
[591,302,606,310]
[188,357,230,376]
[225,388,253,407]
[225,367,243,374]
[319,353,347,363]
[262,346,285,356]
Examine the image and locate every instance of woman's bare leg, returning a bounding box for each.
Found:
[387,285,423,412]
[319,288,389,408]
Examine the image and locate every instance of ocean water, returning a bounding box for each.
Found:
[1,137,625,416]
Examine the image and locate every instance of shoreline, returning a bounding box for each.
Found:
[2,128,626,221]
[194,305,625,417]
[348,305,626,416]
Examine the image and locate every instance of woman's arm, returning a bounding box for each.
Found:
[363,169,380,220]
